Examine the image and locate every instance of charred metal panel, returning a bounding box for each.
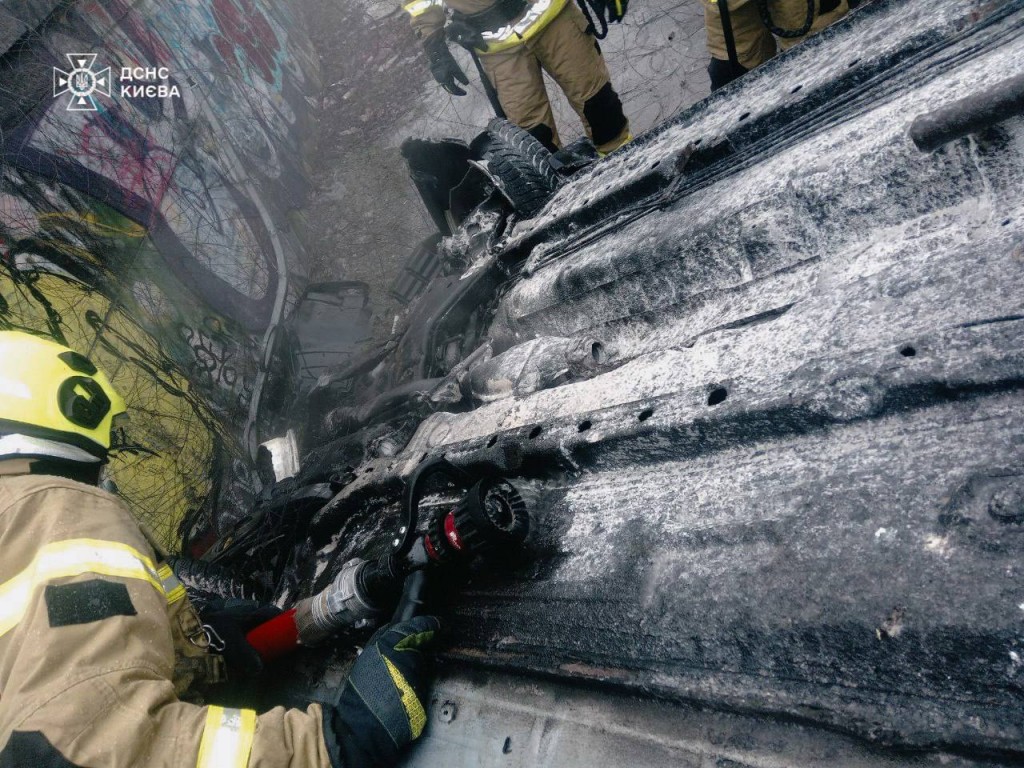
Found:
[272,0,1024,763]
[404,670,1005,767]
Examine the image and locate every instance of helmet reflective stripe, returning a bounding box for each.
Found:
[0,434,102,464]
[0,331,125,460]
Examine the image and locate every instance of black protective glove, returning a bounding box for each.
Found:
[199,598,281,681]
[424,32,468,96]
[325,616,442,768]
[445,18,485,51]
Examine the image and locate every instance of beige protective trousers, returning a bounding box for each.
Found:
[703,0,849,70]
[478,3,631,154]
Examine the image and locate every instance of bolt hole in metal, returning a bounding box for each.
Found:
[738,112,750,121]
[707,387,728,406]
[900,345,917,358]
[848,58,860,67]
[578,420,592,432]
[439,700,457,723]
[528,426,542,439]
[1002,218,1012,226]
[486,435,498,448]
[638,408,654,422]
[590,341,605,363]
[791,84,802,94]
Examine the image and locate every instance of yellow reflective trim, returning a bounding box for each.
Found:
[165,584,187,605]
[476,0,569,54]
[403,0,441,18]
[384,656,427,738]
[158,564,187,605]
[0,538,166,638]
[597,130,633,157]
[197,706,256,768]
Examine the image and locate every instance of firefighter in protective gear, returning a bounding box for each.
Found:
[404,0,633,156]
[0,330,439,768]
[703,0,849,90]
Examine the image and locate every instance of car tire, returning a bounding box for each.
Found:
[482,118,561,219]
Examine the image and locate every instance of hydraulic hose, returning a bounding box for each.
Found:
[395,457,472,558]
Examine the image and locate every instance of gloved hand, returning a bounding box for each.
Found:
[424,32,468,96]
[445,18,485,51]
[326,616,441,768]
[199,598,282,681]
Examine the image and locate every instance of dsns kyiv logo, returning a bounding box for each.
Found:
[53,53,111,111]
[52,54,181,111]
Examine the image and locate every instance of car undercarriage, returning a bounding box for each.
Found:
[194,0,1024,764]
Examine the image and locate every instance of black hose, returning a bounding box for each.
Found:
[756,0,815,38]
[470,50,506,119]
[391,570,428,622]
[395,457,473,559]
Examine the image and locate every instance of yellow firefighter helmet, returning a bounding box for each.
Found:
[0,331,127,462]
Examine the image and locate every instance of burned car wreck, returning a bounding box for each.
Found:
[189,0,1024,764]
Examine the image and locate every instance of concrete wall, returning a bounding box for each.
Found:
[0,0,320,549]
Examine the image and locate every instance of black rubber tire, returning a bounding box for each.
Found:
[166,556,265,606]
[483,118,560,219]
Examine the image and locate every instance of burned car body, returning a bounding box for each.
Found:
[203,0,1024,764]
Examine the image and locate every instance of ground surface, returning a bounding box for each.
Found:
[297,0,710,339]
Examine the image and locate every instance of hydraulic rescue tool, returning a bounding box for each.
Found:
[244,459,530,660]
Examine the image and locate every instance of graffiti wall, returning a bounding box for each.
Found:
[0,0,319,550]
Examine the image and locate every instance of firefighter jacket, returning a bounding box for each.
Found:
[402,0,571,54]
[0,465,334,767]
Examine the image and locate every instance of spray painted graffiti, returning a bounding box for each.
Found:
[0,0,319,550]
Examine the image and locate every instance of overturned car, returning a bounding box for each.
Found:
[191,0,1024,764]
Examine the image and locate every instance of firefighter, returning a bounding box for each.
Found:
[0,330,438,767]
[703,0,849,90]
[405,0,633,156]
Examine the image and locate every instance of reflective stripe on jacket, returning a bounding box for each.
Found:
[0,470,334,768]
[401,0,570,53]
